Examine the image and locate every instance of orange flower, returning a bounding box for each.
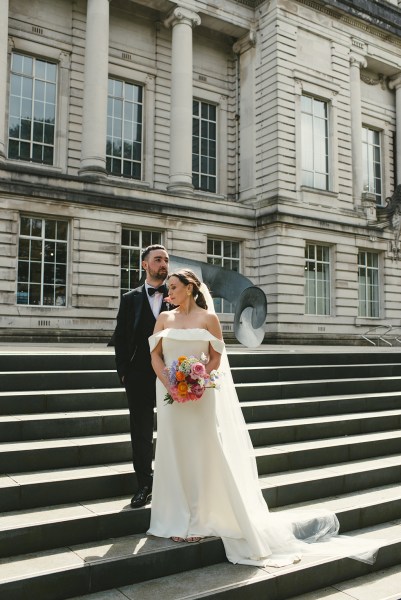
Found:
[177,381,188,396]
[175,371,186,381]
[178,355,187,364]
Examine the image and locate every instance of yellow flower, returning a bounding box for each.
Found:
[178,355,187,364]
[177,381,188,396]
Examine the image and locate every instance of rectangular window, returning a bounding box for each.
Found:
[305,244,330,315]
[301,95,329,190]
[107,79,143,179]
[193,100,217,193]
[120,229,162,294]
[8,53,57,164]
[207,238,240,313]
[17,216,68,306]
[362,127,382,205]
[358,251,379,317]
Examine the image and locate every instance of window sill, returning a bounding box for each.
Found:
[3,160,63,176]
[300,186,338,199]
[105,176,151,190]
[193,189,226,201]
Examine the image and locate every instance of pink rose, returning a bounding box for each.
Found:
[190,362,206,378]
[191,384,205,398]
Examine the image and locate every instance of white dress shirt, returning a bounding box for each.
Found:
[145,282,165,319]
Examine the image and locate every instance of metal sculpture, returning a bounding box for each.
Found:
[169,255,267,347]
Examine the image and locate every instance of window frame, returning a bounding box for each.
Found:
[108,61,156,186]
[6,38,70,171]
[294,72,339,197]
[192,85,228,197]
[8,52,57,166]
[120,227,163,295]
[358,250,380,318]
[362,125,384,206]
[106,77,144,180]
[207,237,241,314]
[192,99,218,194]
[300,94,329,191]
[16,215,68,307]
[304,242,331,316]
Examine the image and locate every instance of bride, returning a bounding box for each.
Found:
[147,269,379,567]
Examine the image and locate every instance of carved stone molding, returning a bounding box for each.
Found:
[233,30,256,55]
[350,53,367,70]
[360,71,387,90]
[389,74,401,91]
[164,6,201,30]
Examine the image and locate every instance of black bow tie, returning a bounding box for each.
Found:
[148,284,167,296]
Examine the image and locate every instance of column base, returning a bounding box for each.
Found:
[78,164,108,180]
[167,181,194,194]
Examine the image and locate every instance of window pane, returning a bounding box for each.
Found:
[17,216,68,306]
[8,54,57,164]
[192,100,217,193]
[106,79,143,180]
[304,243,330,315]
[301,96,329,190]
[207,238,240,313]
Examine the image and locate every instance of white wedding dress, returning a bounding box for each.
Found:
[147,328,379,567]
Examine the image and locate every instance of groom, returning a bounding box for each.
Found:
[114,244,169,508]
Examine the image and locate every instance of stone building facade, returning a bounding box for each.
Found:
[1,0,401,344]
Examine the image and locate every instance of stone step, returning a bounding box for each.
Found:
[231,362,401,383]
[236,375,401,401]
[260,454,401,508]
[1,520,399,600]
[3,363,401,395]
[0,354,114,372]
[241,391,401,422]
[0,434,132,472]
[290,562,401,600]
[0,483,400,560]
[0,410,129,442]
[225,351,401,368]
[2,350,401,372]
[257,430,401,475]
[0,446,401,511]
[2,387,401,423]
[249,409,401,446]
[0,463,136,513]
[0,409,401,473]
[0,370,121,392]
[0,496,149,559]
[0,389,127,416]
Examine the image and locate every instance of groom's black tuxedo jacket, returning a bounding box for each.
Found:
[114,284,168,382]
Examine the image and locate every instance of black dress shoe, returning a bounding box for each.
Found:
[130,486,152,508]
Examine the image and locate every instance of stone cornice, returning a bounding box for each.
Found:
[300,0,401,39]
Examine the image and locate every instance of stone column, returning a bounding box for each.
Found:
[233,31,256,202]
[0,0,9,160]
[164,7,200,193]
[79,0,110,176]
[389,74,401,184]
[349,52,367,207]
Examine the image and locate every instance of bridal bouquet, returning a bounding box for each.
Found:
[164,353,220,404]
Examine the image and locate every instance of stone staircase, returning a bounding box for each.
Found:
[1,347,401,599]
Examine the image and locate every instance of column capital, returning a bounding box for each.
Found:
[350,52,367,70]
[389,73,401,91]
[164,6,201,29]
[233,30,256,55]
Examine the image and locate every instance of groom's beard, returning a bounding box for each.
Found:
[147,266,168,282]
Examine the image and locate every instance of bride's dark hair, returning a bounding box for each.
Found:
[168,269,208,310]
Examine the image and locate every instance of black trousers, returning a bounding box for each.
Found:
[124,366,156,490]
